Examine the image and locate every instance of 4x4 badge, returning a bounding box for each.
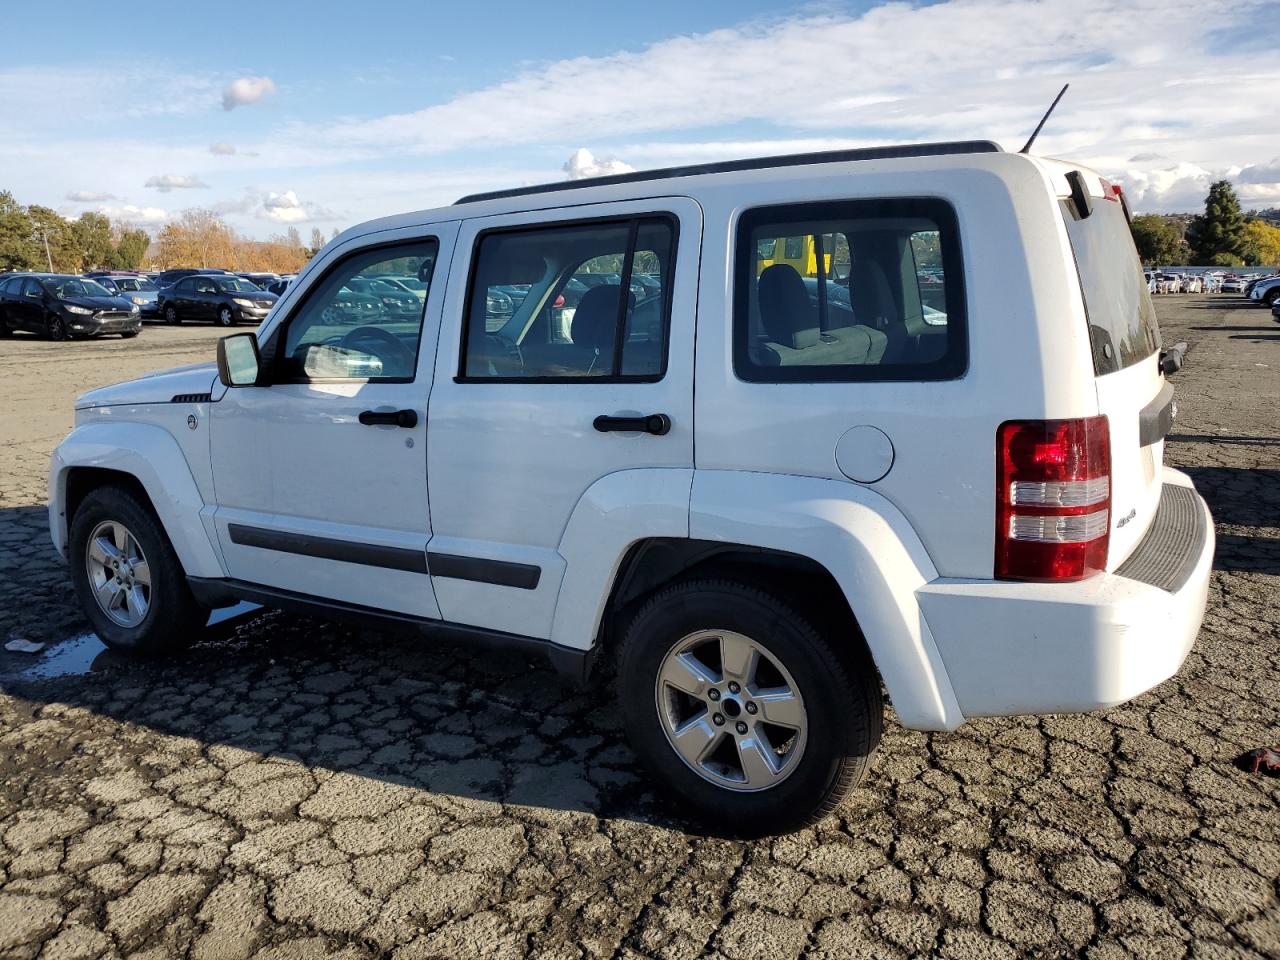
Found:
[187,414,198,431]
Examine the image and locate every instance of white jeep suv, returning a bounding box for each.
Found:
[50,141,1214,834]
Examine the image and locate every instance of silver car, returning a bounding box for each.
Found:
[94,275,160,317]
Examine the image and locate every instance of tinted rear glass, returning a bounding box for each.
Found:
[1061,199,1160,375]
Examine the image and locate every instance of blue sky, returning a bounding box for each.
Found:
[2,0,1277,238]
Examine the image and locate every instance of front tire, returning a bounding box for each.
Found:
[618,579,882,836]
[217,306,235,327]
[46,313,70,341]
[164,305,180,325]
[68,486,206,655]
[1264,289,1280,307]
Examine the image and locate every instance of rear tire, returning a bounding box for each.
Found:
[68,485,206,655]
[0,314,11,337]
[618,579,882,836]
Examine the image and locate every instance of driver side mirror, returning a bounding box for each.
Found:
[217,333,262,387]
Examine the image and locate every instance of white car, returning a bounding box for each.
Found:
[49,143,1213,834]
[1221,276,1246,293]
[1248,275,1280,306]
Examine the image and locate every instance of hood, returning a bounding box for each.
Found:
[76,362,218,409]
[64,296,135,311]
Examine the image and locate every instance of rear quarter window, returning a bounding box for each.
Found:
[733,198,967,383]
[1061,199,1161,375]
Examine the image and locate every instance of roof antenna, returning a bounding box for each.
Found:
[1019,83,1069,154]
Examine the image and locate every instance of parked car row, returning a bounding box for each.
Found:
[1245,273,1280,307]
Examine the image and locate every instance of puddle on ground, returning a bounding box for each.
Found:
[22,632,108,679]
[18,602,263,681]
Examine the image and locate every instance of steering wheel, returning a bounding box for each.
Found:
[340,325,416,376]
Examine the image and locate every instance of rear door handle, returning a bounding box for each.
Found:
[593,413,671,436]
[359,409,418,428]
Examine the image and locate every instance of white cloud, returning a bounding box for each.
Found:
[222,76,277,111]
[1237,158,1280,185]
[209,142,237,155]
[262,190,304,222]
[231,0,1270,216]
[96,204,168,224]
[258,190,338,224]
[145,174,209,192]
[564,148,634,180]
[66,190,115,202]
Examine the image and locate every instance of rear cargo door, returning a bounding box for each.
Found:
[1059,172,1168,568]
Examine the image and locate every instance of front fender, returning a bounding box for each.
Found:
[689,470,964,732]
[49,421,225,578]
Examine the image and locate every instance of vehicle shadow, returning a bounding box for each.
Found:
[1178,467,1280,576]
[1183,299,1268,310]
[1188,326,1279,333]
[0,604,699,827]
[1228,334,1280,341]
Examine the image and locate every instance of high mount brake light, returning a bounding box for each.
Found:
[996,417,1111,581]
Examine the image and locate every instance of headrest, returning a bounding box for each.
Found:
[572,284,633,352]
[758,264,818,349]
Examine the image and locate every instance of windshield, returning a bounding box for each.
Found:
[43,278,111,299]
[113,277,156,292]
[213,277,262,293]
[1061,199,1160,374]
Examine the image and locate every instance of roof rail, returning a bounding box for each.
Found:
[455,139,1002,205]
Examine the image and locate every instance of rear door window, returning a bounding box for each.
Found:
[734,198,966,382]
[1061,198,1160,374]
[460,216,675,381]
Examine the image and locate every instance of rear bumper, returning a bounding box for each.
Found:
[918,468,1213,718]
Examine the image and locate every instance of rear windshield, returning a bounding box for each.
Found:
[1061,198,1160,375]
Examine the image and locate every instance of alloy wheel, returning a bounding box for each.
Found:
[654,629,808,792]
[48,314,68,341]
[85,520,152,628]
[165,306,178,324]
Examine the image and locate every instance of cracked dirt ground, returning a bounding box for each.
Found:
[0,297,1277,959]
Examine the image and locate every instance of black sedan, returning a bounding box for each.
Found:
[0,273,140,340]
[158,275,278,326]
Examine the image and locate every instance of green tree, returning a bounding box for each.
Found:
[72,212,114,271]
[0,191,39,270]
[114,228,150,269]
[26,205,77,272]
[1207,251,1244,267]
[1130,214,1183,265]
[1186,180,1246,265]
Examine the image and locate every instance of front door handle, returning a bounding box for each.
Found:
[593,413,671,436]
[359,409,418,428]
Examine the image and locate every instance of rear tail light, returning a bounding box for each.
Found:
[996,416,1110,581]
[553,294,566,308]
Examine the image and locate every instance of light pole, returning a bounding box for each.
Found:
[34,229,54,271]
